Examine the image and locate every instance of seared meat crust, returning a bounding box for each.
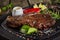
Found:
[6,14,56,29]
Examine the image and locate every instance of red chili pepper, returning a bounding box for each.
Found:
[23,8,40,14]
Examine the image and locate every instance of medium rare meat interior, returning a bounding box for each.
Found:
[6,14,56,29]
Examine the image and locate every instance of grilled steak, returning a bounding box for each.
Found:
[6,14,56,29]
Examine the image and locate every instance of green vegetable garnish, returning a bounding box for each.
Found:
[2,7,7,11]
[20,25,38,34]
[7,3,14,9]
[49,10,60,19]
[20,25,30,33]
[20,29,27,33]
[27,28,37,34]
[39,3,47,10]
[51,13,60,19]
